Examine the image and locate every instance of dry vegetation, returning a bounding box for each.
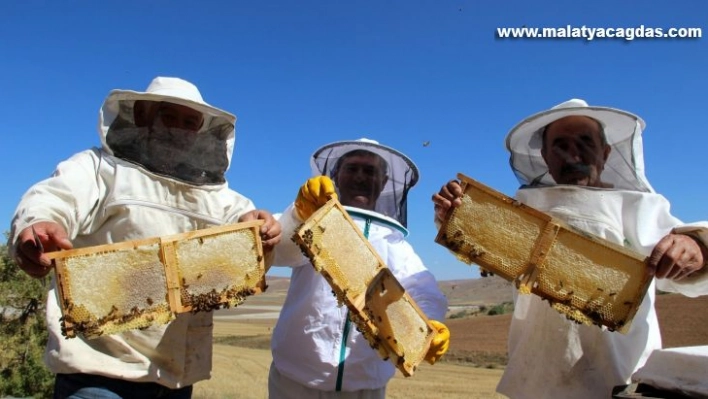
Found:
[193,276,708,399]
[197,319,506,399]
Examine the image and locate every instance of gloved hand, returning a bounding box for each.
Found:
[425,320,450,365]
[294,176,338,221]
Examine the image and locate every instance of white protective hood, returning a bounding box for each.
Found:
[99,76,237,185]
[310,138,419,227]
[505,98,654,192]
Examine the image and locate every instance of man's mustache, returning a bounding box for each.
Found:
[561,163,591,176]
[350,185,373,192]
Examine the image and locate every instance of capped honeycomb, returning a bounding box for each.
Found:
[435,173,652,333]
[53,238,173,339]
[296,201,383,303]
[365,268,433,373]
[439,189,546,281]
[48,221,267,339]
[164,225,266,313]
[293,199,435,376]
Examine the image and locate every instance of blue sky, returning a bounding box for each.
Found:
[1,1,706,281]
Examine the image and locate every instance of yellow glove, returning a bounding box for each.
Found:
[294,176,338,221]
[425,320,450,365]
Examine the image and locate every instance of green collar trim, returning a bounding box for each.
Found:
[343,206,409,237]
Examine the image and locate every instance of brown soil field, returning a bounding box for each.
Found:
[653,293,708,348]
[193,280,708,399]
[446,292,708,352]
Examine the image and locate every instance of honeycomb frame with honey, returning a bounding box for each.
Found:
[292,199,435,377]
[435,173,652,333]
[48,220,267,339]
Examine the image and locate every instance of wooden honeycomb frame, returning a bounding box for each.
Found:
[435,173,652,333]
[292,199,435,377]
[47,221,266,339]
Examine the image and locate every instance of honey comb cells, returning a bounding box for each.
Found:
[174,229,263,312]
[56,241,173,339]
[49,221,267,339]
[293,199,435,377]
[365,269,431,369]
[435,173,652,333]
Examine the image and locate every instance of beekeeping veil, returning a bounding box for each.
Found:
[99,76,236,185]
[311,138,419,227]
[505,98,654,192]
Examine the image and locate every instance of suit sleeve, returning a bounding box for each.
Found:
[625,194,708,297]
[10,150,104,250]
[391,240,448,321]
[271,204,309,268]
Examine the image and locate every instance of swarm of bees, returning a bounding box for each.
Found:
[301,229,314,247]
[60,301,160,339]
[188,289,223,313]
[350,312,384,356]
[438,229,486,261]
[185,286,258,314]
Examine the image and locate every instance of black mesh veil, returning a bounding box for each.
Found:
[104,100,233,185]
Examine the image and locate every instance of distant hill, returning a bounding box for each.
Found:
[263,274,514,307]
[264,275,291,293]
[439,275,514,306]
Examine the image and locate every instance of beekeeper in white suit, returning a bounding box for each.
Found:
[433,99,708,399]
[270,138,449,399]
[9,76,281,398]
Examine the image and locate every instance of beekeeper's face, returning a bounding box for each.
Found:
[106,100,230,185]
[334,151,388,210]
[134,101,204,132]
[541,115,611,188]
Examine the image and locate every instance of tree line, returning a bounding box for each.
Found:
[0,235,54,398]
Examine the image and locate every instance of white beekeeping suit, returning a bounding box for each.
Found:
[9,77,256,389]
[270,139,447,397]
[498,99,708,399]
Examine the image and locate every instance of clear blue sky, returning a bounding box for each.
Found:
[1,1,706,281]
